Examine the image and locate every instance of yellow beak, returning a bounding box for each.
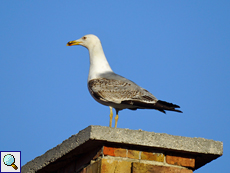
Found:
[66,40,82,46]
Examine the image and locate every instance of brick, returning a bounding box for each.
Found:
[103,146,115,156]
[103,147,127,158]
[128,149,139,159]
[132,162,193,173]
[166,155,195,168]
[101,158,131,173]
[114,148,127,158]
[141,152,165,162]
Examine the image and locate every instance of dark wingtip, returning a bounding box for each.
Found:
[174,110,183,113]
[156,100,182,113]
[159,109,166,114]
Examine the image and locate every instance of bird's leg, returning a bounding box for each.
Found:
[114,109,119,128]
[109,106,113,127]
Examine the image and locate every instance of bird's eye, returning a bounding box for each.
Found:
[83,36,87,40]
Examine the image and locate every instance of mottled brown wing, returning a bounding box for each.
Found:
[88,78,157,104]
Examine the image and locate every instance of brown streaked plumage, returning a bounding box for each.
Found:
[87,73,182,114]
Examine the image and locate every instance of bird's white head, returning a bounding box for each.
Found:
[67,34,113,79]
[66,34,101,50]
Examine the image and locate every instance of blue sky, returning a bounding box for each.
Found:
[0,1,229,172]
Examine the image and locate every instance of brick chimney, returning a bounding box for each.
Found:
[22,125,223,173]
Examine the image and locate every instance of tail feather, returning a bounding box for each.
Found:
[154,100,182,113]
[124,99,182,113]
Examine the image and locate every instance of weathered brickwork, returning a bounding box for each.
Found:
[141,152,165,162]
[132,162,193,173]
[103,146,115,156]
[79,146,196,173]
[166,155,195,168]
[113,148,127,158]
[101,158,132,173]
[127,149,139,159]
[80,158,193,173]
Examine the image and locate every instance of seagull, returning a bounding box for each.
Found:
[67,34,182,128]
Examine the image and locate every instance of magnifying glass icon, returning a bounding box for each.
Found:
[3,154,18,170]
